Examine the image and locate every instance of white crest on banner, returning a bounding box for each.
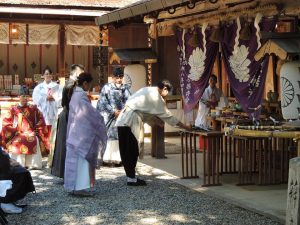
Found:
[188,47,205,81]
[229,17,250,82]
[188,23,207,81]
[229,45,251,82]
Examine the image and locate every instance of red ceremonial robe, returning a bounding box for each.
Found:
[1,104,49,155]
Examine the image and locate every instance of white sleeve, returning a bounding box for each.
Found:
[157,108,179,126]
[32,85,45,109]
[53,85,63,109]
[201,88,210,101]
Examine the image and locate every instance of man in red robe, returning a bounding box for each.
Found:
[1,95,49,169]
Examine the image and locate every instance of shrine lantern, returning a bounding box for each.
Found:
[280,61,300,120]
[124,64,147,94]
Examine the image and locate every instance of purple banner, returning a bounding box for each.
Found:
[175,26,219,112]
[221,17,277,119]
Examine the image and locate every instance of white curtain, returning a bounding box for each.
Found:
[0,23,9,44]
[65,25,100,46]
[29,24,59,45]
[12,24,26,44]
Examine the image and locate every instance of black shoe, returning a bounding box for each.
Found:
[13,203,27,208]
[102,162,112,167]
[111,162,123,168]
[70,190,94,197]
[127,178,147,186]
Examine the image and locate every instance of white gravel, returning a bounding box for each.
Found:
[7,162,282,225]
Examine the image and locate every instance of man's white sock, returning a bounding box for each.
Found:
[127,177,137,182]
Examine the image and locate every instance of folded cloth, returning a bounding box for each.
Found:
[0,180,12,197]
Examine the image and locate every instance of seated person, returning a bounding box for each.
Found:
[195,74,225,129]
[0,146,35,214]
[1,95,49,169]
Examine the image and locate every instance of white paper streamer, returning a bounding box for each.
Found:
[254,13,263,50]
[233,17,241,54]
[202,22,208,55]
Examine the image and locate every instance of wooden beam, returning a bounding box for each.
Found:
[0,3,117,11]
[0,17,96,25]
[155,3,279,36]
[259,31,300,39]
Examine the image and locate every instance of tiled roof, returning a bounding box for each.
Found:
[0,0,142,8]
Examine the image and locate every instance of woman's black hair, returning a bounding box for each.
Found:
[76,72,93,86]
[210,74,217,82]
[43,67,52,75]
[157,79,173,92]
[70,64,84,72]
[68,72,93,99]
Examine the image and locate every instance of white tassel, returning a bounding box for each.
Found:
[255,13,263,50]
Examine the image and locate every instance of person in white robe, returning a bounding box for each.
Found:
[115,80,191,186]
[32,67,62,138]
[195,74,225,128]
[64,72,107,196]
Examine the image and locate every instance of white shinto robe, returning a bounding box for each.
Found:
[195,86,224,128]
[115,87,179,154]
[32,81,62,126]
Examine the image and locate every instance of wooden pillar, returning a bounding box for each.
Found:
[58,24,66,77]
[271,54,278,93]
[151,124,166,158]
[39,44,43,73]
[6,45,9,75]
[297,139,300,157]
[24,45,27,77]
[217,44,222,90]
[151,34,166,159]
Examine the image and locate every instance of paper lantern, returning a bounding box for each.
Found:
[280,61,300,119]
[124,64,146,94]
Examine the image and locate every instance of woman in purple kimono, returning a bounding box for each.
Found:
[64,72,107,196]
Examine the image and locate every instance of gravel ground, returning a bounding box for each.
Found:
[7,162,282,225]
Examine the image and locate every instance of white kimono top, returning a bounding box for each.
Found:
[32,81,62,126]
[195,86,224,128]
[115,87,179,142]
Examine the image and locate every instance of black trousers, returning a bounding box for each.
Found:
[0,162,35,203]
[118,126,139,178]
